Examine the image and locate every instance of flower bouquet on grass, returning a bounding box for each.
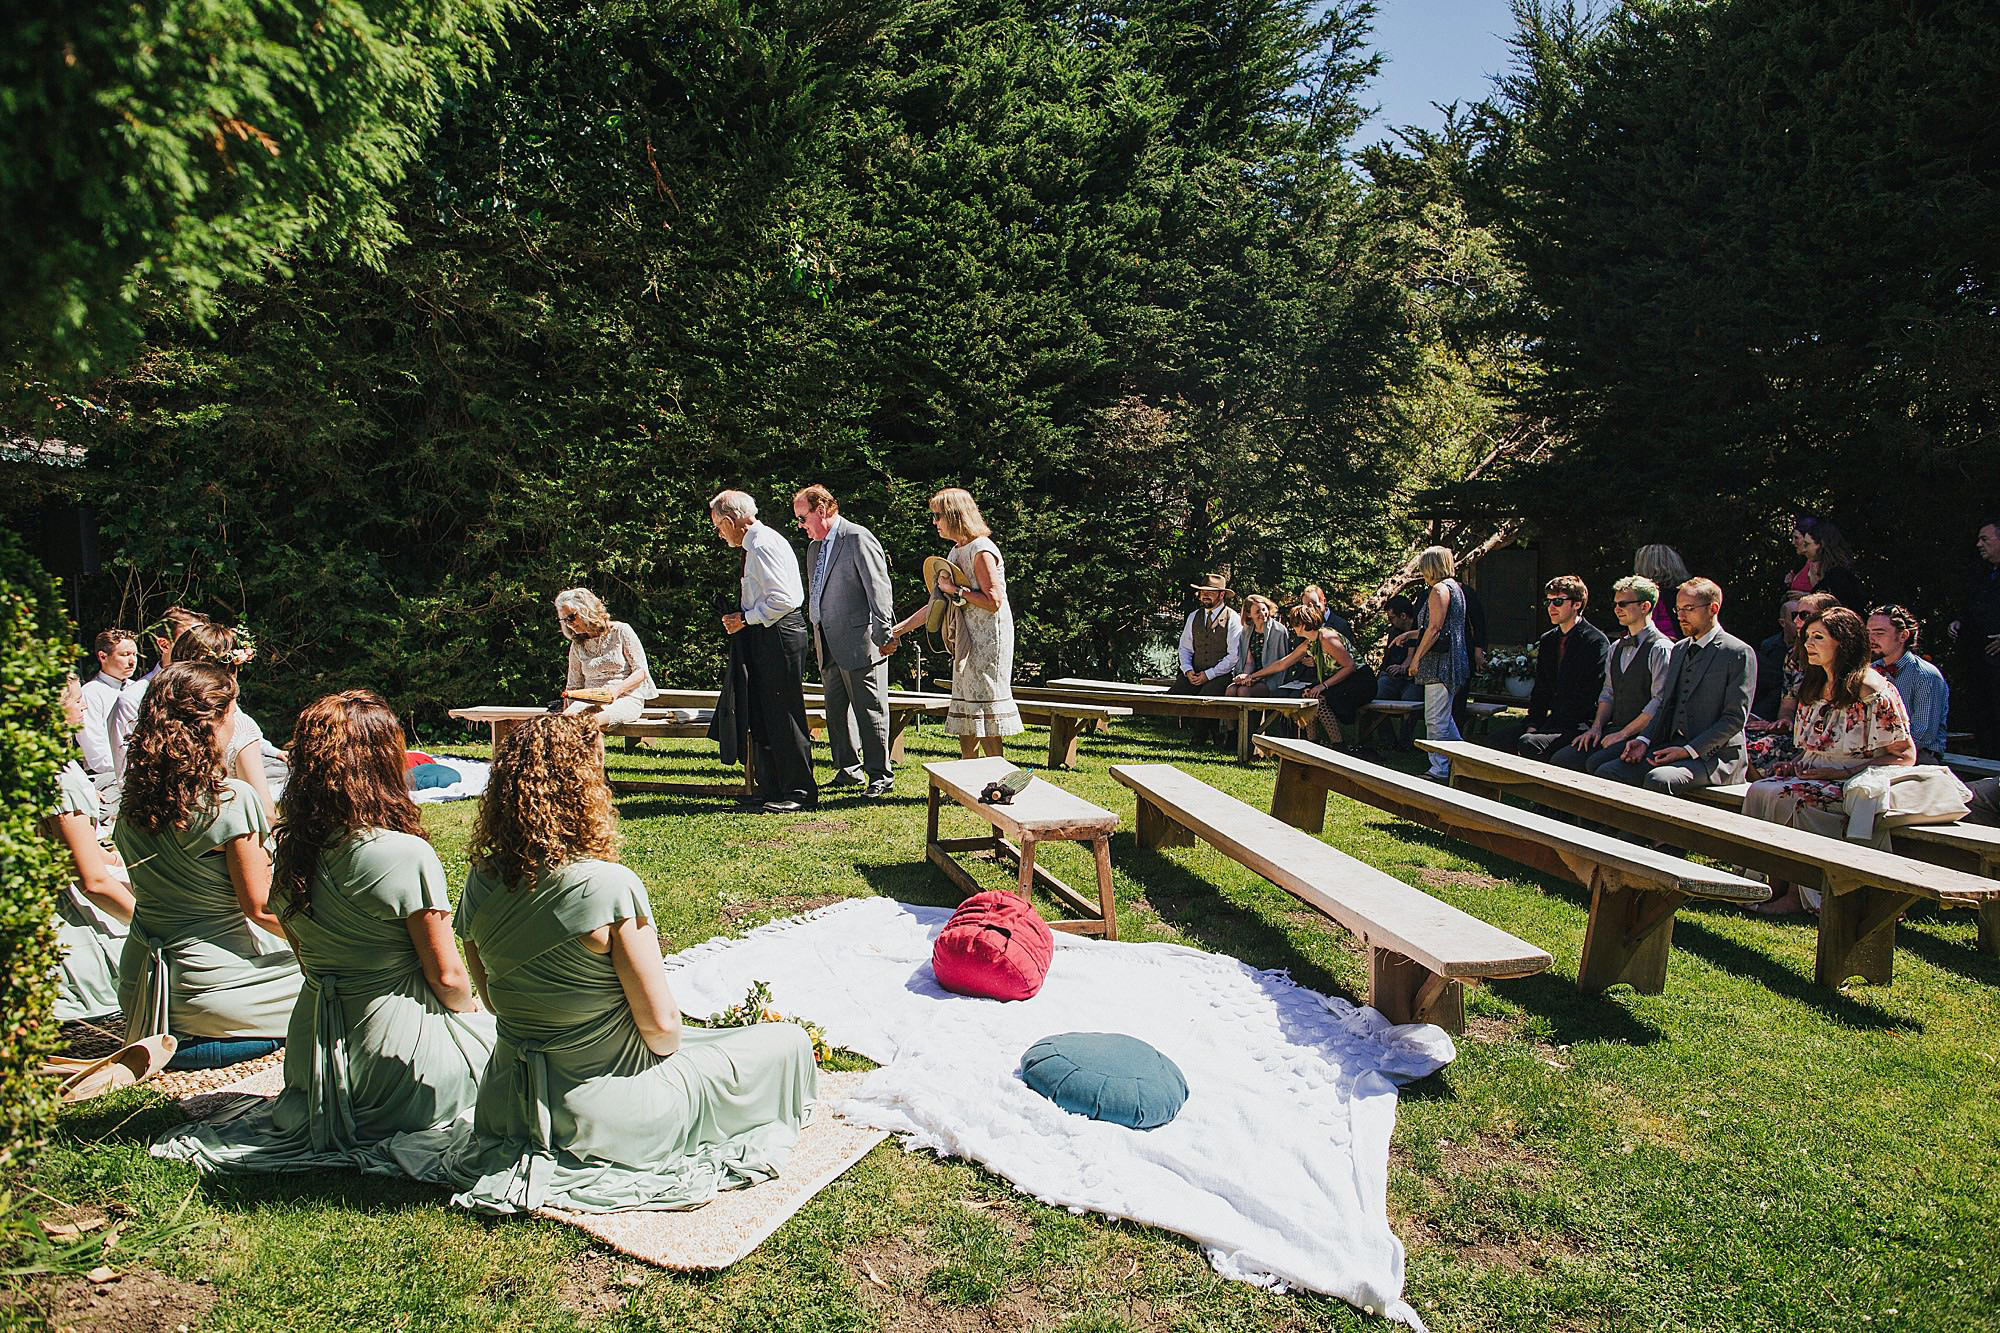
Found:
[704,980,832,1065]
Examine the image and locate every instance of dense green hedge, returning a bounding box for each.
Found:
[0,532,75,1170]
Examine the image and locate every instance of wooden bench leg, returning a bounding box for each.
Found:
[1047,716,1081,770]
[1236,715,1254,764]
[1270,757,1328,833]
[1091,835,1117,940]
[1135,794,1195,850]
[1369,950,1464,1034]
[888,710,910,763]
[1578,880,1684,995]
[1816,884,1916,987]
[926,780,942,846]
[1015,836,1039,900]
[1978,901,2000,958]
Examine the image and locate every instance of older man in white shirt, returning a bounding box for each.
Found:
[711,489,818,812]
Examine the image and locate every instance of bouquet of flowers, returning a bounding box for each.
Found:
[704,980,832,1065]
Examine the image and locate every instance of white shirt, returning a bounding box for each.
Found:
[108,677,151,779]
[78,672,129,781]
[1178,606,1244,680]
[1598,624,1673,720]
[739,520,804,626]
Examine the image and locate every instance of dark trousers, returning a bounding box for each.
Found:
[743,610,818,804]
[1970,666,2000,758]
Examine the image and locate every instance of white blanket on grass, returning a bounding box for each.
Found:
[410,759,491,804]
[667,897,1454,1328]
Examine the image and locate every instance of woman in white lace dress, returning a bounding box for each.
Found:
[555,588,654,728]
[887,488,1022,757]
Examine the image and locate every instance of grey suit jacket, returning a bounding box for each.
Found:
[807,519,894,672]
[1640,626,1757,783]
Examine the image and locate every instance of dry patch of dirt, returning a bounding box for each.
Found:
[1461,1015,1522,1044]
[720,893,846,926]
[1418,867,1505,891]
[14,1266,217,1333]
[555,1247,644,1317]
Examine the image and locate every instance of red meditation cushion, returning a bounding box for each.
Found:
[404,751,436,769]
[931,890,1055,1002]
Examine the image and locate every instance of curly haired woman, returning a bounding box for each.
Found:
[166,621,286,822]
[385,714,815,1213]
[115,662,302,1069]
[155,691,496,1171]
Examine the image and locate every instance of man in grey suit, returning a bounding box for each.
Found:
[1595,576,1757,795]
[793,484,896,798]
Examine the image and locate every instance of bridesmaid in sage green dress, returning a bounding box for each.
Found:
[155,691,496,1171]
[115,662,302,1064]
[51,675,132,1022]
[386,714,815,1213]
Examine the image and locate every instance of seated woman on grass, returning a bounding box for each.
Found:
[115,662,303,1069]
[50,674,133,1023]
[1234,605,1377,750]
[1743,606,1916,915]
[154,690,496,1170]
[171,621,286,821]
[387,714,815,1213]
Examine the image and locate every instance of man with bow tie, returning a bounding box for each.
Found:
[1179,573,1244,748]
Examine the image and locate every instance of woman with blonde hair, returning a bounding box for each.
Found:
[554,587,654,728]
[1226,595,1294,698]
[386,714,815,1212]
[1404,547,1471,781]
[155,690,495,1171]
[115,662,303,1068]
[1634,546,1690,639]
[886,488,1023,757]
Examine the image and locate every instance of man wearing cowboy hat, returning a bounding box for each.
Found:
[1180,573,1244,747]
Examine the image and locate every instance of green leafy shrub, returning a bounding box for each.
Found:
[0,531,75,1170]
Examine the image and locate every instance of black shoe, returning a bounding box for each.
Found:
[864,777,894,799]
[827,772,865,789]
[732,795,767,810]
[761,799,806,813]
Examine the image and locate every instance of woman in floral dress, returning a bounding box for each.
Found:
[1743,606,1915,914]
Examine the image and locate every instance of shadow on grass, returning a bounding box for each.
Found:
[856,859,967,915]
[1664,913,1919,1032]
[1880,913,2000,988]
[1499,971,1661,1047]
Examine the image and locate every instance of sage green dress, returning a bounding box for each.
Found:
[114,777,304,1042]
[52,760,128,1021]
[152,830,497,1171]
[386,859,815,1214]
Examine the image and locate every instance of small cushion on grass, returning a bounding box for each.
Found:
[404,751,437,769]
[408,762,462,790]
[1020,1032,1187,1129]
[932,890,1054,1001]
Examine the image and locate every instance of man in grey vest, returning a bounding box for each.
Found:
[1595,576,1757,795]
[794,484,896,798]
[1553,575,1672,776]
[1179,573,1243,748]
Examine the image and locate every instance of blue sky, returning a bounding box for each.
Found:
[1357,0,1522,145]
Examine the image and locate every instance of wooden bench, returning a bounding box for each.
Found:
[1420,739,2000,988]
[1945,752,2000,781]
[1688,782,2000,953]
[1110,763,1550,1032]
[1006,683,1323,763]
[1356,698,1508,747]
[924,758,1119,937]
[1255,736,1767,995]
[1045,676,1170,694]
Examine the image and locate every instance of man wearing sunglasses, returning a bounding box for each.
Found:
[1596,576,1757,795]
[1505,576,1609,760]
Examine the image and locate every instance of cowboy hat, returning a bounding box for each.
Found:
[922,555,970,645]
[1188,573,1233,595]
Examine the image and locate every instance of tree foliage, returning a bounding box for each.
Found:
[1482,0,2000,624]
[1,0,520,385]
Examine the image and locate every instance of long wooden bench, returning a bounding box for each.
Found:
[1355,698,1508,746]
[1420,739,2000,988]
[1110,763,1551,1032]
[1945,752,2000,781]
[1688,782,2000,953]
[1007,683,1322,763]
[1254,736,1767,995]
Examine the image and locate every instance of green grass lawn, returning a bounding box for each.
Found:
[10,719,2000,1331]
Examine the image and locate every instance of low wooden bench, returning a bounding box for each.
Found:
[925,758,1119,937]
[1255,736,1767,995]
[1045,676,1170,694]
[1688,782,2000,953]
[1421,739,2000,987]
[449,704,767,796]
[1007,683,1323,763]
[1110,763,1549,1031]
[1356,698,1508,747]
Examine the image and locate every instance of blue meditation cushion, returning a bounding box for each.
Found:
[408,762,463,790]
[1020,1032,1188,1130]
